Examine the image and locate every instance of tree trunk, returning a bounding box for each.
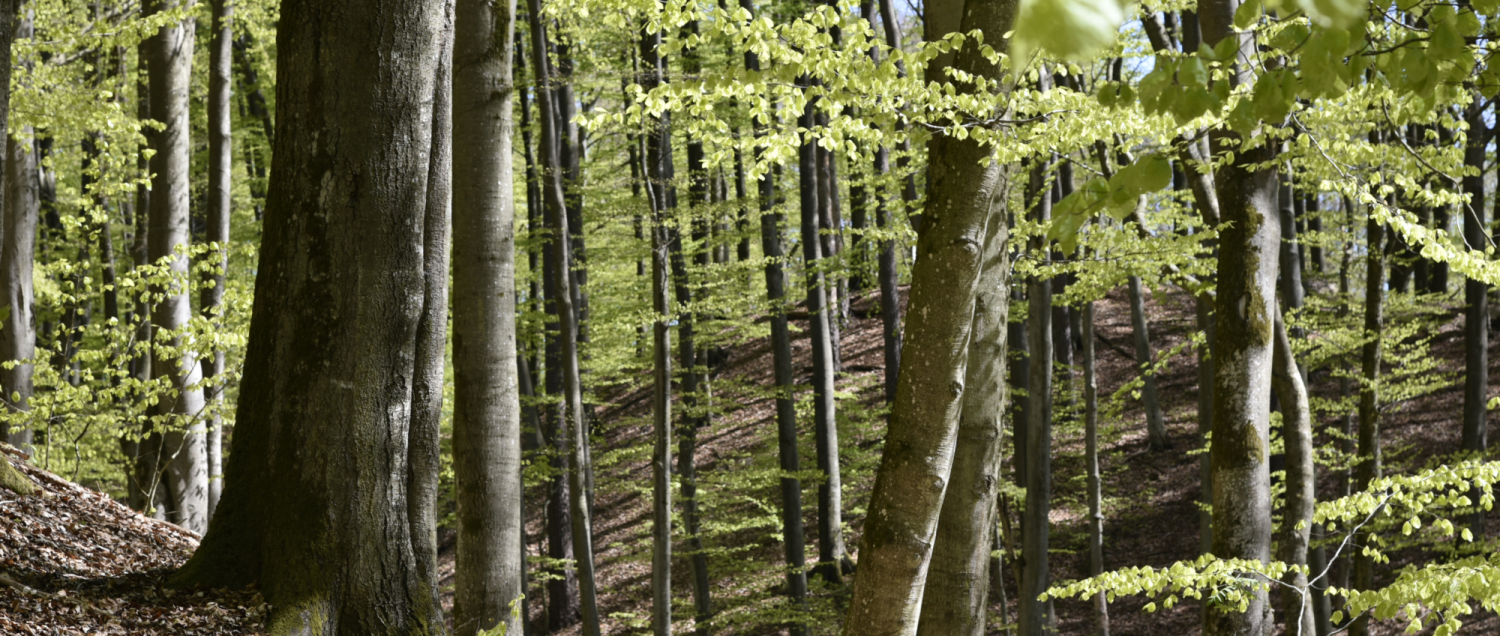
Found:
[1271,313,1315,636]
[452,0,523,632]
[1200,2,1279,634]
[842,2,1016,632]
[173,2,456,634]
[144,0,207,534]
[740,2,809,626]
[201,0,234,523]
[1128,276,1168,450]
[0,133,35,452]
[526,3,600,633]
[1084,301,1109,636]
[915,194,1009,636]
[798,90,848,585]
[1349,208,1386,636]
[1021,149,1058,636]
[1461,97,1488,535]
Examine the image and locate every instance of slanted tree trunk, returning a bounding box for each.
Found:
[451,0,522,632]
[842,1,1016,632]
[1461,96,1488,536]
[1127,276,1168,450]
[172,2,456,633]
[526,2,600,632]
[1199,2,1279,634]
[1349,206,1386,636]
[201,0,234,523]
[915,193,1010,636]
[741,1,808,626]
[1271,313,1315,636]
[144,0,207,534]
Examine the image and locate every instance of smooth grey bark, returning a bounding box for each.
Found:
[915,199,1010,636]
[1270,313,1315,636]
[843,2,1015,633]
[740,1,809,625]
[172,1,455,633]
[1127,276,1168,450]
[640,21,677,636]
[452,0,522,632]
[1461,97,1488,534]
[1278,168,1306,319]
[202,0,234,523]
[1200,2,1278,634]
[797,89,848,585]
[1021,149,1058,636]
[1349,209,1385,636]
[144,0,207,534]
[526,2,600,632]
[1,134,35,452]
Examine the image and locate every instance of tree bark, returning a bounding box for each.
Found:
[1349,207,1386,636]
[1127,276,1168,450]
[201,0,234,523]
[915,196,1009,636]
[1461,97,1488,536]
[842,1,1016,632]
[451,0,523,632]
[173,2,456,634]
[1083,301,1110,636]
[1200,2,1279,634]
[1271,313,1315,636]
[798,88,848,585]
[144,0,207,534]
[1021,149,1058,636]
[0,6,30,452]
[526,3,600,633]
[740,1,809,626]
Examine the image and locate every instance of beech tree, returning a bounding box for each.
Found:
[173,0,456,632]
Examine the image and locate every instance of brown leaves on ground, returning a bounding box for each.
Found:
[0,446,266,635]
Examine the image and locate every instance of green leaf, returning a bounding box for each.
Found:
[1012,0,1125,66]
[1234,0,1262,30]
[1296,0,1366,29]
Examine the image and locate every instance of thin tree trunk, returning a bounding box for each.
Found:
[842,2,1017,632]
[1349,207,1386,636]
[201,0,234,523]
[1128,276,1168,450]
[144,0,207,534]
[1271,313,1315,636]
[1461,96,1489,534]
[526,3,600,632]
[1021,149,1058,636]
[915,194,1010,636]
[740,1,809,626]
[798,89,848,585]
[173,3,456,632]
[1084,301,1109,636]
[452,0,523,631]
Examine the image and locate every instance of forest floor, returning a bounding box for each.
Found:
[1,281,1495,636]
[0,446,267,635]
[448,282,1500,636]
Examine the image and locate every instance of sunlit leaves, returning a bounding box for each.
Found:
[1011,0,1125,68]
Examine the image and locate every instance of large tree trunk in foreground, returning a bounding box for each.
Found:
[1,7,32,452]
[144,0,207,534]
[842,1,1015,633]
[1200,1,1278,634]
[452,0,522,632]
[202,0,234,523]
[173,2,455,633]
[1271,313,1315,636]
[915,200,1009,636]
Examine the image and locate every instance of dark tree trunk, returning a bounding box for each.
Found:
[201,0,234,523]
[1461,98,1488,536]
[173,3,456,634]
[1349,204,1386,636]
[452,0,523,632]
[1021,147,1058,636]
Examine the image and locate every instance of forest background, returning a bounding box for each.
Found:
[0,0,1497,635]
